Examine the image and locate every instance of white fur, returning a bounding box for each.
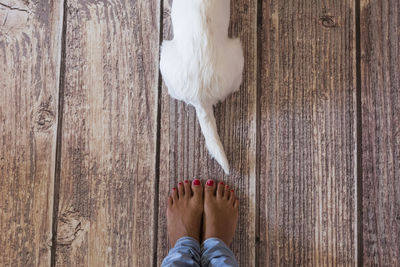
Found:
[160,0,244,174]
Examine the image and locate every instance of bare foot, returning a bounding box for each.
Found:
[203,179,239,246]
[167,179,203,246]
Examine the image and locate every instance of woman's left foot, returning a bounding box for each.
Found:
[167,179,204,246]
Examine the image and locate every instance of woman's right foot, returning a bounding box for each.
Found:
[203,179,239,246]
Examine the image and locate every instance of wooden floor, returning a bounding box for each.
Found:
[0,0,399,266]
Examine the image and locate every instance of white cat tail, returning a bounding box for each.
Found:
[194,103,230,174]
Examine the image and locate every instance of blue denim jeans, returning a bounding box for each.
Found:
[161,237,238,267]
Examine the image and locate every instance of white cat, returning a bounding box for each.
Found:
[160,0,244,174]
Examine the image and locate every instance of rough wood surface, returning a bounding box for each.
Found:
[54,0,160,265]
[157,0,257,265]
[258,0,357,265]
[360,0,400,265]
[0,0,63,266]
[2,0,399,265]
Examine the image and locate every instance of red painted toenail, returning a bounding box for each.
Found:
[184,180,189,183]
[178,182,183,186]
[231,189,234,192]
[219,182,224,185]
[193,179,201,185]
[206,180,214,186]
[172,187,176,190]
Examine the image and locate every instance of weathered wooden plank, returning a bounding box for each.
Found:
[259,0,357,265]
[360,0,400,265]
[0,0,64,266]
[157,0,257,265]
[54,0,160,265]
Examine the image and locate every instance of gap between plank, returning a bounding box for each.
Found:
[355,0,363,265]
[255,0,263,265]
[50,0,67,266]
[152,0,164,265]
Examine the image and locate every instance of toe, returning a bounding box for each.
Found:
[171,187,178,201]
[234,199,239,209]
[228,189,235,203]
[184,180,191,198]
[204,179,216,199]
[178,182,184,198]
[224,185,231,200]
[217,181,225,198]
[191,179,203,199]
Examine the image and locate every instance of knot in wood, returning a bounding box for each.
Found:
[34,108,55,131]
[0,1,31,33]
[57,210,83,246]
[319,15,336,28]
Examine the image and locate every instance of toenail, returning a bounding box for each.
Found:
[178,182,183,186]
[184,180,189,183]
[193,179,201,186]
[231,189,234,192]
[219,182,224,185]
[206,180,214,186]
[172,187,176,190]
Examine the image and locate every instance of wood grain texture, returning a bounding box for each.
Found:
[157,0,257,265]
[360,0,400,265]
[259,0,357,265]
[0,0,64,266]
[54,0,160,265]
